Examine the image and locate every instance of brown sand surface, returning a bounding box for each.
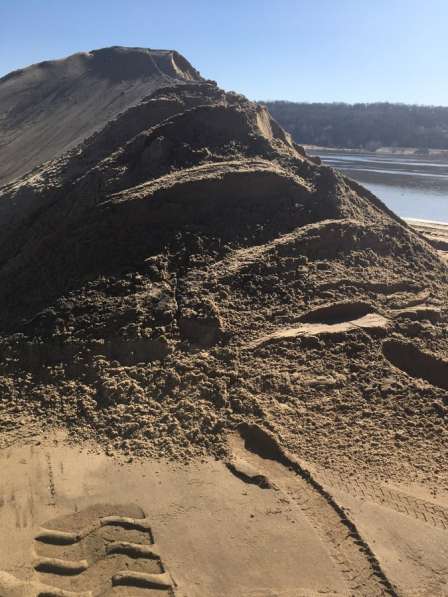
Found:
[0,48,447,595]
[1,430,447,595]
[0,432,347,597]
[0,47,201,186]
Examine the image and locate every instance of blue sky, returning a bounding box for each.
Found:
[0,0,447,105]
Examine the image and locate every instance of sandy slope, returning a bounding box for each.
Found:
[0,78,446,489]
[0,46,202,186]
[0,49,447,596]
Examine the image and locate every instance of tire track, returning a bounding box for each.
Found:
[229,424,398,597]
[33,504,175,596]
[316,471,448,531]
[46,452,56,507]
[35,514,154,545]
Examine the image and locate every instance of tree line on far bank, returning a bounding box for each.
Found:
[264,101,448,150]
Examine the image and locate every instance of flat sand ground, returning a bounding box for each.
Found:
[1,431,447,596]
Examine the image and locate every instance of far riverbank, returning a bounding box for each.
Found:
[304,145,448,160]
[307,148,448,223]
[407,218,448,262]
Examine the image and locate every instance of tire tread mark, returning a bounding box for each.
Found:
[33,506,175,595]
[36,515,153,545]
[113,571,173,590]
[34,557,89,575]
[318,471,448,531]
[234,424,398,596]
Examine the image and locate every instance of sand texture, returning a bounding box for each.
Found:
[0,46,202,186]
[0,47,447,596]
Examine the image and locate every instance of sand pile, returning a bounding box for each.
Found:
[0,51,447,488]
[0,46,202,186]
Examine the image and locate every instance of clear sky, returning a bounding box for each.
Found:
[0,0,447,105]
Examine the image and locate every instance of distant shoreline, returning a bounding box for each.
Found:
[303,145,448,160]
[407,218,448,260]
[406,217,448,226]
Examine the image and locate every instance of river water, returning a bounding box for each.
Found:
[311,149,448,223]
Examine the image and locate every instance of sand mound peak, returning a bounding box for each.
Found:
[0,46,203,186]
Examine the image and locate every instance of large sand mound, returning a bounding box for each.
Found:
[0,53,447,494]
[0,46,202,186]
